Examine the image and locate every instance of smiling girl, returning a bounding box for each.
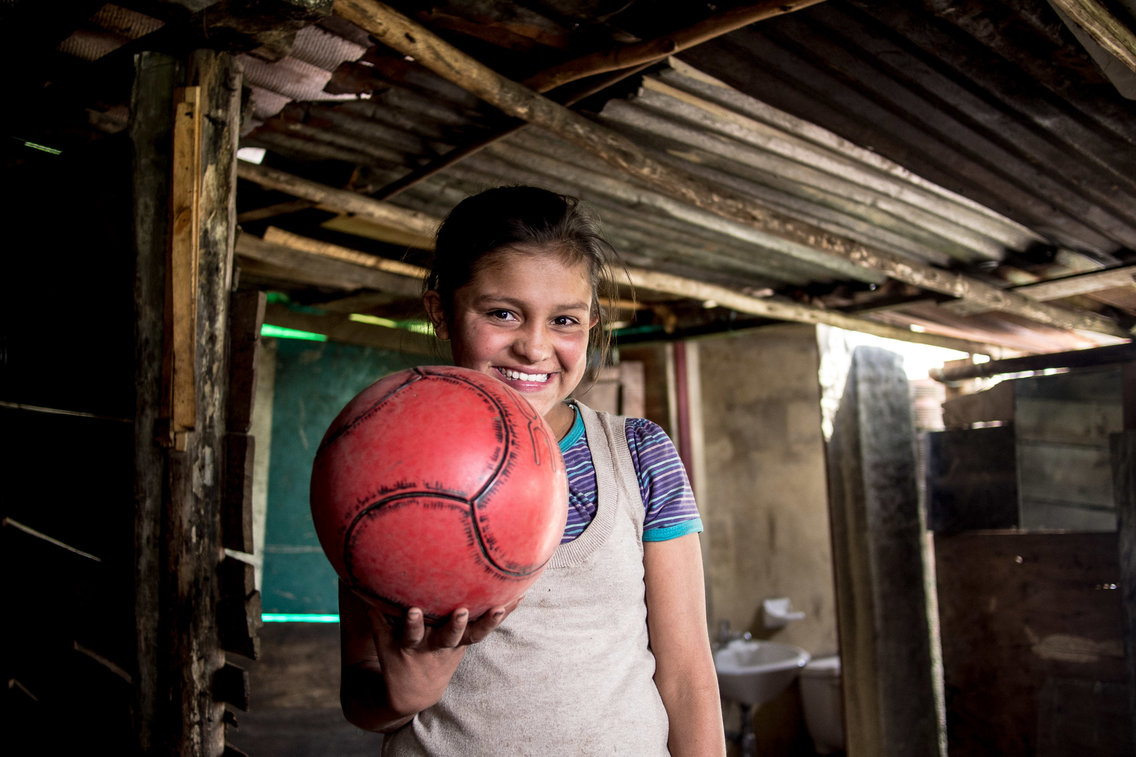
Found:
[338,186,725,756]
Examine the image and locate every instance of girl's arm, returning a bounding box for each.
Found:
[338,582,515,733]
[644,533,727,757]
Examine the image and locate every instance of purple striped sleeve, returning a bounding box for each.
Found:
[624,418,703,541]
[557,411,703,544]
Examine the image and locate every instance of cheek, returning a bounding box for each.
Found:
[446,323,493,367]
[559,334,591,372]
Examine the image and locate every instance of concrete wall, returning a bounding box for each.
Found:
[693,325,838,755]
[696,324,837,654]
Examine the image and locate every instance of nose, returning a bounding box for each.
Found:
[512,322,552,363]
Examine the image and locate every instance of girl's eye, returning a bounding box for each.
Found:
[553,315,580,327]
[488,309,515,321]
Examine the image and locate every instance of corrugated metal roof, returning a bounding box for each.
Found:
[6,0,1135,355]
[678,0,1136,260]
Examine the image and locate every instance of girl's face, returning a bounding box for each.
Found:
[426,246,596,435]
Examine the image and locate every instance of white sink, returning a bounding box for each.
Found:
[714,640,811,706]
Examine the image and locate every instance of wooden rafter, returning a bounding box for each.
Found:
[523,0,827,93]
[944,264,1136,316]
[236,160,438,248]
[235,161,1003,354]
[1049,0,1136,74]
[373,0,826,200]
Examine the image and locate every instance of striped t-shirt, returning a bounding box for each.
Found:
[558,404,703,544]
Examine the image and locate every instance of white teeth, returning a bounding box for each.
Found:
[502,368,549,382]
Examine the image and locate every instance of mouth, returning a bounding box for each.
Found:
[497,367,552,384]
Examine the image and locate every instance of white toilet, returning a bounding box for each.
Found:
[800,655,845,754]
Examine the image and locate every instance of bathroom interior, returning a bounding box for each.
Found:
[229,316,1110,757]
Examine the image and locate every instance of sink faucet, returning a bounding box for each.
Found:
[717,619,752,648]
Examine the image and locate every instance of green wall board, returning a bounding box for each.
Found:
[262,337,423,614]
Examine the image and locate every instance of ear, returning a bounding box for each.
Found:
[423,290,450,340]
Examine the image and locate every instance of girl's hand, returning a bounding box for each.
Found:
[369,600,518,716]
[339,582,521,732]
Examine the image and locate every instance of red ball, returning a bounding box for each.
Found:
[310,365,568,623]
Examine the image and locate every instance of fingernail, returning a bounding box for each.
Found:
[407,608,421,621]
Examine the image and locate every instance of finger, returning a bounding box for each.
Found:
[463,607,507,645]
[400,607,427,648]
[435,608,469,648]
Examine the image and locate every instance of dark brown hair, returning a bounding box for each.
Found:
[425,185,627,368]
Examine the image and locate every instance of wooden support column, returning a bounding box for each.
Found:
[131,47,242,757]
[131,50,177,756]
[1115,355,1136,752]
[825,346,943,756]
[1112,431,1136,754]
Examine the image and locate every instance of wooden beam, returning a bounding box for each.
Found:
[236,160,437,248]
[237,198,313,223]
[179,47,242,757]
[131,47,244,757]
[262,226,427,279]
[131,49,176,757]
[235,232,422,295]
[331,0,1130,341]
[318,213,439,250]
[239,163,1009,352]
[524,0,827,93]
[1050,0,1136,74]
[930,341,1136,382]
[372,1,826,200]
[629,266,1005,355]
[944,264,1136,315]
[166,85,202,448]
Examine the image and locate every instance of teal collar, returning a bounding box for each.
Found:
[558,403,584,453]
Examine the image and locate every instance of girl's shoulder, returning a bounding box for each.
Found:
[623,416,677,455]
[572,402,676,458]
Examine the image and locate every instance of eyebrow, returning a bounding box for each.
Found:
[472,294,591,312]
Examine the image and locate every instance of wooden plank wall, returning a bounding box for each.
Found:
[934,532,1130,756]
[1,46,252,755]
[936,367,1123,531]
[1,104,138,752]
[930,360,1135,755]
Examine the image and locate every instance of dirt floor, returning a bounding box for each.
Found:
[227,622,381,756]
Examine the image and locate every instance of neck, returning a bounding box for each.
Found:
[545,402,576,441]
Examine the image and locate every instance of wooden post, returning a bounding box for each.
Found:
[131,50,178,755]
[131,47,242,756]
[1115,357,1136,751]
[1117,359,1136,750]
[825,346,943,756]
[165,85,202,449]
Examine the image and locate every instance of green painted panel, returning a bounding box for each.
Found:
[262,338,423,614]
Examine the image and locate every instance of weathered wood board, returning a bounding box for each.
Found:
[934,531,1132,756]
[933,367,1123,531]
